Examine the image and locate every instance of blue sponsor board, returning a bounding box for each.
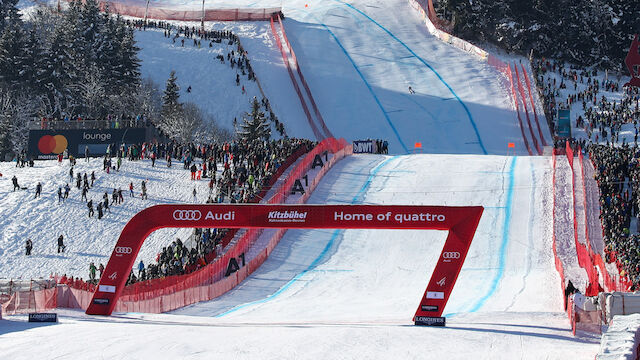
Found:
[557,109,571,139]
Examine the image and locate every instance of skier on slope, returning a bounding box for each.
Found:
[87,200,94,217]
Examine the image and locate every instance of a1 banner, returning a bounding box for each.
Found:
[86,204,483,321]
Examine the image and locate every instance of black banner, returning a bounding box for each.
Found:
[353,140,374,154]
[414,316,446,327]
[27,128,147,159]
[28,313,58,322]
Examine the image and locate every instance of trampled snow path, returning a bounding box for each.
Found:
[1,154,599,358]
[0,157,218,280]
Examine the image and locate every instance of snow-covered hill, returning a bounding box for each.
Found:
[0,158,205,280]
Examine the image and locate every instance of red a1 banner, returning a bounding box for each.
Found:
[86,204,483,325]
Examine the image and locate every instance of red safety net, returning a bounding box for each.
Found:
[269,15,323,141]
[552,151,569,309]
[565,143,600,295]
[1,287,57,315]
[578,150,630,292]
[67,0,280,22]
[520,64,547,147]
[514,64,541,154]
[276,13,333,139]
[510,64,532,155]
[56,138,351,312]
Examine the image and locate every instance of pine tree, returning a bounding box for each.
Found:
[0,0,21,33]
[237,97,271,142]
[161,70,181,117]
[0,21,25,90]
[119,26,141,91]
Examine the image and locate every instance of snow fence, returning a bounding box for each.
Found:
[42,138,351,313]
[270,14,332,141]
[64,0,281,22]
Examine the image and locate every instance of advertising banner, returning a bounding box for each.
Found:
[353,140,374,154]
[27,129,146,159]
[557,110,571,139]
[86,204,483,322]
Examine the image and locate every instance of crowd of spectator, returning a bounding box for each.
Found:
[48,136,314,287]
[535,57,640,288]
[587,144,640,288]
[533,58,640,145]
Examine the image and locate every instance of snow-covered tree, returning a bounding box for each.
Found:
[237,97,271,142]
[161,71,182,118]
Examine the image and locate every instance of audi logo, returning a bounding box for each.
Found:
[442,252,460,259]
[115,247,132,254]
[173,210,202,221]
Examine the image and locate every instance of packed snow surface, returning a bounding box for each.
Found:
[0,154,599,358]
[2,0,597,358]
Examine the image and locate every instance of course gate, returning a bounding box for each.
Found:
[87,204,483,325]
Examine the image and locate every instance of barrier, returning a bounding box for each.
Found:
[276,14,333,139]
[269,16,322,140]
[510,65,532,155]
[71,1,281,22]
[566,143,600,296]
[580,152,630,292]
[552,150,568,309]
[1,287,57,315]
[514,64,542,154]
[521,64,547,146]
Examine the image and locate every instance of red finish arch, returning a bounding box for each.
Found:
[86,204,483,325]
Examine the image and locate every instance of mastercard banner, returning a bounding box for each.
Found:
[28,129,147,159]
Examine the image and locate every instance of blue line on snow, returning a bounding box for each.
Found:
[216,156,398,317]
[313,20,409,153]
[459,156,517,314]
[335,0,487,155]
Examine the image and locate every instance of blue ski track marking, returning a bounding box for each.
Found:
[334,0,487,155]
[445,156,517,317]
[310,17,410,153]
[504,158,536,311]
[216,156,399,317]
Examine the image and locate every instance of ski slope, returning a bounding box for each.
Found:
[0,154,599,358]
[18,0,542,154]
[178,0,533,154]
